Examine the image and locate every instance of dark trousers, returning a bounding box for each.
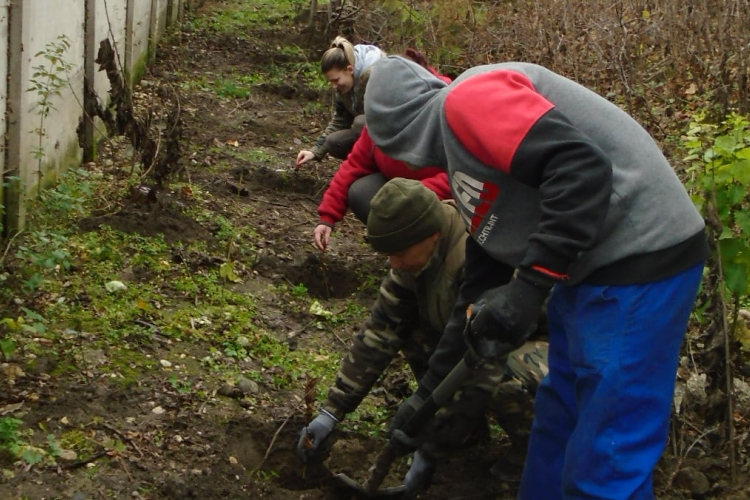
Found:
[347,172,388,223]
[324,114,366,160]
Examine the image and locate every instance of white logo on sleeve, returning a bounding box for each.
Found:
[451,171,500,241]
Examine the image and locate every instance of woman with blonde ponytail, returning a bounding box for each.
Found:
[296,36,385,166]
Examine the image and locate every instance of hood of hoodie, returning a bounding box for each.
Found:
[364,56,448,167]
[353,45,385,80]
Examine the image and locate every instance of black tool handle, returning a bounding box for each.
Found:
[400,355,476,436]
[363,353,479,494]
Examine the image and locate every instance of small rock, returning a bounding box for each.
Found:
[152,406,165,415]
[82,349,108,366]
[105,280,127,293]
[59,449,78,461]
[673,466,710,495]
[160,359,172,368]
[160,476,190,498]
[229,456,238,464]
[28,355,58,375]
[217,384,242,398]
[734,378,750,414]
[237,377,259,395]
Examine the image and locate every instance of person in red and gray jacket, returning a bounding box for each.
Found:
[312,126,451,252]
[363,56,709,500]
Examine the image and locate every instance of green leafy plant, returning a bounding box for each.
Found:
[26,35,73,193]
[1,308,48,362]
[168,375,193,394]
[291,283,308,298]
[38,168,92,218]
[0,336,15,362]
[684,113,750,297]
[15,231,72,292]
[683,112,750,472]
[214,78,251,99]
[185,0,303,33]
[0,417,45,465]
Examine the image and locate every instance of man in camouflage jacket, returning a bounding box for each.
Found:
[296,178,548,479]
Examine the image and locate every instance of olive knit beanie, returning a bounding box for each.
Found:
[367,178,444,253]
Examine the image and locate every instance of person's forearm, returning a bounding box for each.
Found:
[325,324,401,419]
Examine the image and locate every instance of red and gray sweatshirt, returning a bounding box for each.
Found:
[364,57,708,286]
[317,127,451,227]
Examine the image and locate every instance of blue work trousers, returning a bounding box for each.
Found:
[518,263,704,500]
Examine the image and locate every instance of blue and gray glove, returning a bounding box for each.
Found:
[296,410,338,463]
[403,450,436,499]
[468,271,552,360]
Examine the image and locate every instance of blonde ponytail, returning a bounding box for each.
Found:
[321,36,355,72]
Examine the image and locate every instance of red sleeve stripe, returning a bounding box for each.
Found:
[531,265,569,280]
[444,71,554,173]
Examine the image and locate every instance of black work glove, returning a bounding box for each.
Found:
[468,271,552,360]
[403,450,437,499]
[387,372,442,453]
[387,390,427,437]
[296,410,338,463]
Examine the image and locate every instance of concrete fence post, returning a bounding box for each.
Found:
[148,0,157,64]
[0,0,9,234]
[5,0,27,232]
[83,0,96,163]
[124,0,135,86]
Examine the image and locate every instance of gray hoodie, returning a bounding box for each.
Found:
[364,56,707,285]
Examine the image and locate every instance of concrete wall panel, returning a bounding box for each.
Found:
[95,0,127,102]
[157,0,168,35]
[3,0,193,230]
[167,0,180,24]
[20,1,85,195]
[131,0,153,76]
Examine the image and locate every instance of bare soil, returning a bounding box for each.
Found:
[2,2,749,500]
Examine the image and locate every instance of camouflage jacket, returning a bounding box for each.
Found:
[325,201,466,420]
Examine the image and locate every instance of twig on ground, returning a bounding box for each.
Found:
[59,450,108,470]
[263,413,294,462]
[287,317,319,340]
[228,99,253,116]
[329,327,348,347]
[117,455,134,481]
[101,422,148,458]
[246,196,289,208]
[0,229,24,267]
[134,319,172,344]
[666,425,719,488]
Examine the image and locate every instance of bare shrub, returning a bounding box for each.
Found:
[349,0,750,143]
